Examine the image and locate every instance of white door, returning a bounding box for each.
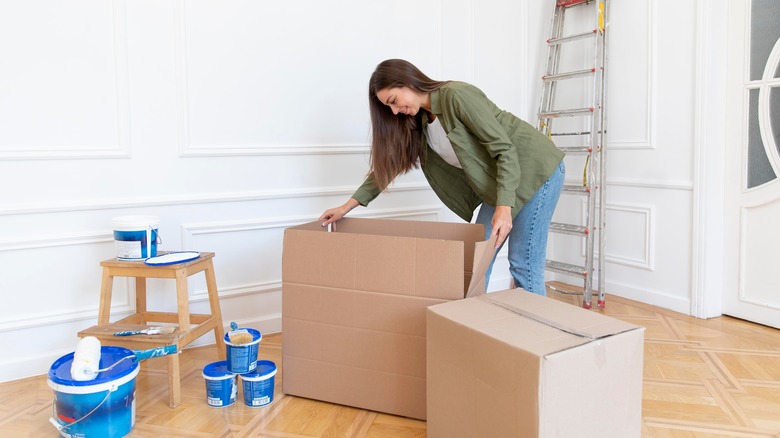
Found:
[723,0,780,328]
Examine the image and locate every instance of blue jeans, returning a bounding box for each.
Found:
[476,161,565,295]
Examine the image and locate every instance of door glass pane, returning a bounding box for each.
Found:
[747,88,776,188]
[750,0,780,81]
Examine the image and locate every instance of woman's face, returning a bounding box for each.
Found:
[376,87,424,116]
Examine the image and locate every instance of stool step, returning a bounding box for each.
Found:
[79,323,183,344]
[114,326,177,336]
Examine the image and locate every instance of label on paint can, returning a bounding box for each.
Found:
[114,239,144,260]
[202,361,237,408]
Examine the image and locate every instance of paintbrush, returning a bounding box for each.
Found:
[112,326,176,336]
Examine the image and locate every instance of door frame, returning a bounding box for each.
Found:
[691,0,728,319]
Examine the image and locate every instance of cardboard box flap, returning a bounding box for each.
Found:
[335,217,483,240]
[289,218,486,276]
[427,293,591,357]
[465,236,498,298]
[482,290,639,339]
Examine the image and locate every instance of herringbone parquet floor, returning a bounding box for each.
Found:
[2,283,780,437]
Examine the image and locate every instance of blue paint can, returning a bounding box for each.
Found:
[111,215,160,260]
[223,328,262,374]
[239,360,277,407]
[202,361,237,408]
[47,346,139,438]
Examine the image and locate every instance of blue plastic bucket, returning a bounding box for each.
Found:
[239,360,277,407]
[223,328,262,374]
[202,361,237,408]
[111,215,160,260]
[48,346,139,438]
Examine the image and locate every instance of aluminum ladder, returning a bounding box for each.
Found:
[537,0,609,309]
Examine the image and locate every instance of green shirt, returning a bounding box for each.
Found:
[352,81,564,222]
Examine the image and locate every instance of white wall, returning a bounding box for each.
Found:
[0,0,725,382]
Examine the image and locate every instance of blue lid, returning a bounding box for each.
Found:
[202,361,235,379]
[144,251,200,266]
[48,346,137,386]
[240,360,277,380]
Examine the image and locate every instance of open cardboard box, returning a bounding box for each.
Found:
[282,217,496,420]
[427,289,645,437]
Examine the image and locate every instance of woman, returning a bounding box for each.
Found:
[319,59,565,295]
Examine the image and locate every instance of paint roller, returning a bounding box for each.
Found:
[70,336,101,381]
[70,336,178,381]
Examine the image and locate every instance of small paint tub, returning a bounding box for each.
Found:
[239,360,277,407]
[202,361,237,408]
[111,215,160,260]
[223,328,262,374]
[48,346,139,438]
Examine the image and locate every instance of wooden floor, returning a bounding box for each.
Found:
[3,283,780,437]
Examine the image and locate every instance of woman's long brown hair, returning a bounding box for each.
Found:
[367,59,448,191]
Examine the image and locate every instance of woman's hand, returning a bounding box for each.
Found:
[490,205,513,249]
[319,198,360,228]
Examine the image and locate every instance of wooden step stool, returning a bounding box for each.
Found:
[78,251,226,408]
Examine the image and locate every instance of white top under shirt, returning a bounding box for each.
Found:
[425,116,462,169]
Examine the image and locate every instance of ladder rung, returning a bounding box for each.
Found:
[557,146,592,154]
[546,260,588,277]
[550,131,600,137]
[563,184,590,195]
[549,222,588,236]
[538,107,594,119]
[557,0,593,7]
[545,282,584,296]
[542,68,596,82]
[547,30,597,46]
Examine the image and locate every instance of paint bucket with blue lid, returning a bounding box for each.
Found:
[202,361,237,407]
[223,326,262,374]
[47,346,139,438]
[239,360,277,407]
[111,215,160,260]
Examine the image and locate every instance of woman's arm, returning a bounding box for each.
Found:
[319,198,361,227]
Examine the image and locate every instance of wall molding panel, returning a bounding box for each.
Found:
[564,177,693,192]
[0,301,131,334]
[606,0,655,151]
[0,231,112,252]
[608,177,693,191]
[0,182,432,216]
[179,143,371,157]
[582,201,655,271]
[173,0,445,158]
[0,0,132,161]
[0,231,132,331]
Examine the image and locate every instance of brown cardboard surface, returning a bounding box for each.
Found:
[484,291,636,339]
[427,289,645,438]
[282,218,488,300]
[282,218,495,420]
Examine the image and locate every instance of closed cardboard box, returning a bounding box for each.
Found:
[282,217,496,420]
[427,289,644,437]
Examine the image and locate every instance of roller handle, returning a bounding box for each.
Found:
[113,329,144,336]
[134,345,178,361]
